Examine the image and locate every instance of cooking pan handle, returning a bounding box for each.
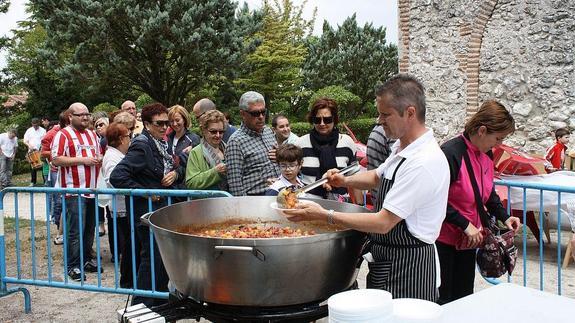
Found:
[214,246,266,261]
[140,212,153,226]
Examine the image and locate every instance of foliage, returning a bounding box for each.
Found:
[236,0,315,115]
[6,21,122,118]
[135,93,153,110]
[13,139,33,175]
[0,0,10,52]
[0,110,30,137]
[303,14,398,110]
[93,102,117,113]
[31,0,244,107]
[309,85,361,122]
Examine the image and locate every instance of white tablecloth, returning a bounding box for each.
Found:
[498,172,575,230]
[442,283,575,323]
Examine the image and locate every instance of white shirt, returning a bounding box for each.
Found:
[0,133,18,157]
[375,128,450,244]
[23,126,46,150]
[268,174,305,193]
[98,146,126,214]
[281,132,300,145]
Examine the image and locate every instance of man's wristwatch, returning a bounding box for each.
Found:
[327,209,335,225]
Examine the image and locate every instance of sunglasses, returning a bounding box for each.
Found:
[312,116,334,124]
[95,123,106,128]
[245,109,266,118]
[150,120,170,127]
[208,129,225,135]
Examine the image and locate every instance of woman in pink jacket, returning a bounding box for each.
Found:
[437,100,521,304]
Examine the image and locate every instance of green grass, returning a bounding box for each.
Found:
[8,172,48,187]
[4,217,47,231]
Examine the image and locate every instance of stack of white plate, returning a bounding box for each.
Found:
[392,298,443,323]
[328,289,394,323]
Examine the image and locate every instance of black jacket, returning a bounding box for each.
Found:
[441,134,509,230]
[110,129,185,191]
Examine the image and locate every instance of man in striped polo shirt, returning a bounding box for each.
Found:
[52,102,103,281]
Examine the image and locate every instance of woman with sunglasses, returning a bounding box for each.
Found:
[92,112,109,151]
[295,98,358,201]
[185,110,228,190]
[110,103,186,307]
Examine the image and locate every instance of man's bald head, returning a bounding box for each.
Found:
[192,98,216,119]
[121,100,137,117]
[69,102,88,113]
[67,102,90,130]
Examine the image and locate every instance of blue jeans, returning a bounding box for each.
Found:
[46,170,62,227]
[64,196,96,269]
[0,155,14,188]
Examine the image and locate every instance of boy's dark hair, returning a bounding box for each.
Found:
[555,128,570,140]
[276,144,303,163]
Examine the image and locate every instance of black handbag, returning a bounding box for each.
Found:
[463,153,518,278]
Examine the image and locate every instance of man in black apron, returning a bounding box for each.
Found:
[284,74,450,302]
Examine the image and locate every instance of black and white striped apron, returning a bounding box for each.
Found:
[366,158,438,302]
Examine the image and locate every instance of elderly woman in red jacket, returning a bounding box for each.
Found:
[437,100,521,304]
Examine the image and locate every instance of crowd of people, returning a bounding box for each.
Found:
[3,73,574,307]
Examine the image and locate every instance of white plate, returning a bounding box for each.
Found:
[269,202,290,211]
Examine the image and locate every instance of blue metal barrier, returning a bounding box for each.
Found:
[489,179,575,295]
[0,187,231,313]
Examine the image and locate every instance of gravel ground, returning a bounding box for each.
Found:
[1,192,574,322]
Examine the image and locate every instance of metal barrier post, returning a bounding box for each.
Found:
[0,190,32,313]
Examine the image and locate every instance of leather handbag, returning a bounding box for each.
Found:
[463,153,518,278]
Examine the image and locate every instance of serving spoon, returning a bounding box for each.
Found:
[276,162,360,208]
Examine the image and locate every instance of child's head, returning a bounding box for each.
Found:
[276,144,303,182]
[555,128,570,144]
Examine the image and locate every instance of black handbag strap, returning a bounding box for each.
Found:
[462,152,491,229]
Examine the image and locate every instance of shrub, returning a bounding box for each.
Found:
[13,139,33,175]
[135,94,153,109]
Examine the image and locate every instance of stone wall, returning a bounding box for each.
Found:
[399,0,575,153]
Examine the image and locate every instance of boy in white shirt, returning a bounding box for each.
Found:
[265,144,304,196]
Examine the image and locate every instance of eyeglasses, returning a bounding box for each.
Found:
[208,129,225,135]
[95,123,106,128]
[72,113,92,118]
[245,109,266,118]
[312,116,334,124]
[150,120,170,127]
[279,163,300,170]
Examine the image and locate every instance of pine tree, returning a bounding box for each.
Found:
[303,14,398,110]
[31,0,244,106]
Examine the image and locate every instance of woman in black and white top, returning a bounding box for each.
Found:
[295,98,358,201]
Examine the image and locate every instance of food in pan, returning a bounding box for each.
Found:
[198,225,315,238]
[175,219,345,238]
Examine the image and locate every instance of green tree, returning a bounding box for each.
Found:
[0,0,12,91]
[303,14,398,111]
[31,0,244,107]
[6,21,122,118]
[236,0,315,114]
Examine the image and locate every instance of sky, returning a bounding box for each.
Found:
[0,0,398,68]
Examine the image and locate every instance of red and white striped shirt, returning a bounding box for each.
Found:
[51,126,102,197]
